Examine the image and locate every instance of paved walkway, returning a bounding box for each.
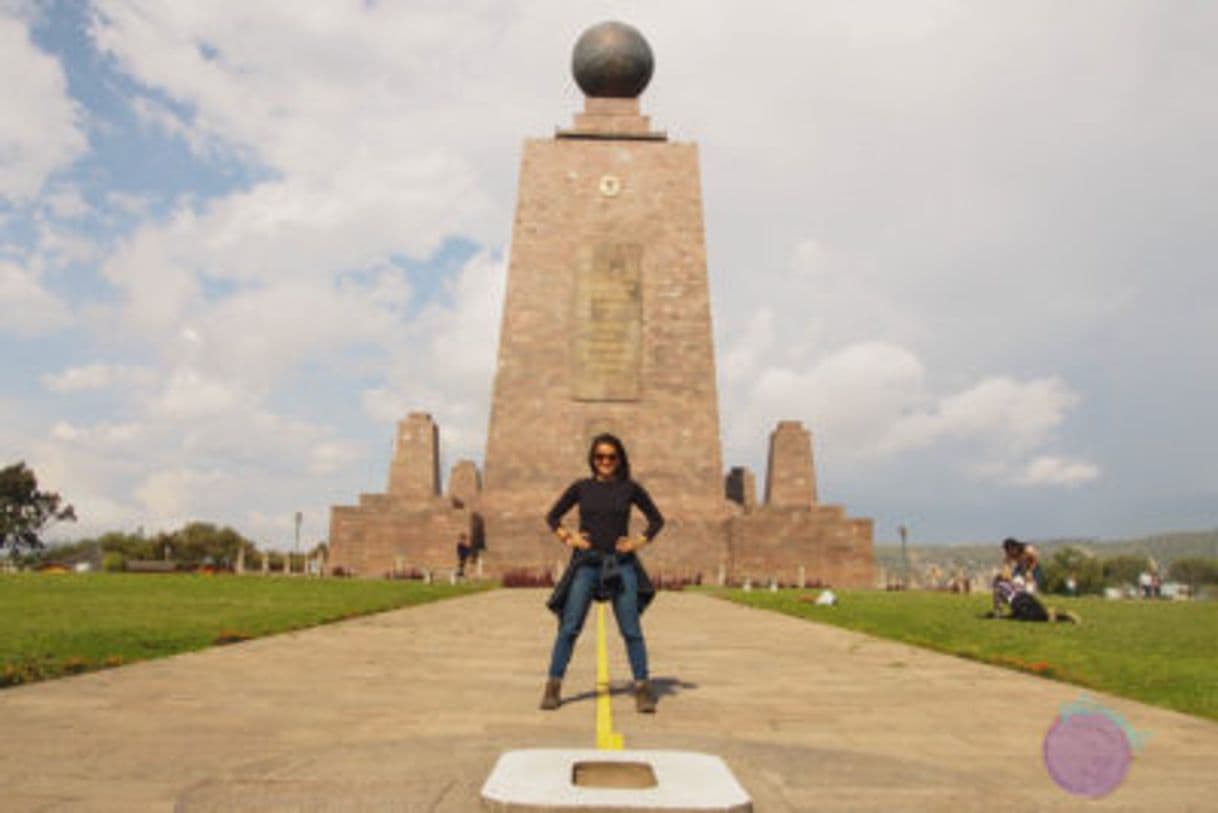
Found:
[2,589,1216,811]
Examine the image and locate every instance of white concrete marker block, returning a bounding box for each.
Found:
[481,749,752,812]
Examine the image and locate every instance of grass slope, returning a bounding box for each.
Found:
[0,573,490,687]
[708,588,1218,722]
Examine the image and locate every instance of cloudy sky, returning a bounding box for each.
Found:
[2,0,1215,548]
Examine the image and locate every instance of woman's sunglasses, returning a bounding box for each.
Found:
[594,453,618,462]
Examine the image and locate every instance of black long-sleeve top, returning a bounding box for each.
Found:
[545,477,665,554]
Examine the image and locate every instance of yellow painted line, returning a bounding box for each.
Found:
[595,603,624,750]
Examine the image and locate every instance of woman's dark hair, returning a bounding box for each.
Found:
[1002,537,1026,555]
[587,433,631,481]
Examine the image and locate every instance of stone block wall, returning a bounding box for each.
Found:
[727,508,875,588]
[330,413,875,585]
[330,500,469,577]
[723,420,873,588]
[329,414,478,577]
[388,413,441,500]
[764,421,818,507]
[447,459,480,509]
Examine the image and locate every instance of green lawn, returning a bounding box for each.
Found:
[706,588,1218,722]
[0,573,490,687]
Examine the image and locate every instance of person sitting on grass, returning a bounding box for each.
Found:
[988,538,1079,624]
[1002,537,1043,592]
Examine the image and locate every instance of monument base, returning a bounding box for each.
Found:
[727,507,875,588]
[481,749,752,812]
[328,496,469,578]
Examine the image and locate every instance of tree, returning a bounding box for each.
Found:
[0,462,76,554]
[1101,555,1153,587]
[1168,558,1218,592]
[174,522,256,566]
[97,531,154,560]
[1042,545,1104,595]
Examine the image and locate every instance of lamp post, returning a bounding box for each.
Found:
[898,524,910,589]
[293,511,302,575]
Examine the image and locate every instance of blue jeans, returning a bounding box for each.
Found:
[547,559,648,681]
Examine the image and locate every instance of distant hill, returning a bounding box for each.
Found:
[875,529,1218,575]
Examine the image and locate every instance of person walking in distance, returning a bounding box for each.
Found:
[539,433,665,713]
[456,533,471,578]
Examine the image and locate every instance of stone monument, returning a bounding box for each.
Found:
[329,412,470,576]
[328,21,874,588]
[726,422,873,587]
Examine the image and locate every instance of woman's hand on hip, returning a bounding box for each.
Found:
[570,532,592,550]
[615,536,645,554]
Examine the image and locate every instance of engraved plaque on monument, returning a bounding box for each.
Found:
[572,243,643,401]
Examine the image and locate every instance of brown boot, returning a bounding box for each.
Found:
[539,678,562,710]
[634,680,656,713]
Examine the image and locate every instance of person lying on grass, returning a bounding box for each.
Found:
[988,538,1079,624]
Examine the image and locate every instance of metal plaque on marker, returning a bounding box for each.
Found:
[572,243,643,401]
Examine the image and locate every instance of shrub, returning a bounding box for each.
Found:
[652,573,700,591]
[1168,557,1218,590]
[97,531,154,560]
[1101,555,1153,587]
[1,661,42,687]
[102,552,125,572]
[384,567,424,580]
[1043,546,1104,595]
[61,656,89,674]
[502,569,554,588]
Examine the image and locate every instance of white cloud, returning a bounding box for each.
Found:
[719,308,776,386]
[192,271,411,385]
[64,493,132,531]
[129,94,217,158]
[48,421,80,442]
[42,363,152,393]
[777,344,920,446]
[308,441,363,476]
[34,218,101,271]
[881,376,1081,457]
[135,467,225,525]
[724,325,1095,487]
[28,400,361,543]
[1013,456,1102,488]
[43,186,90,219]
[24,434,144,540]
[361,250,506,462]
[150,368,240,419]
[0,259,71,336]
[0,12,87,201]
[106,190,155,218]
[360,387,408,425]
[50,420,142,445]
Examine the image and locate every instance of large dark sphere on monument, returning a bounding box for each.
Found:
[571,21,654,98]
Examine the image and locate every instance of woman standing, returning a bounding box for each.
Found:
[540,433,665,713]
